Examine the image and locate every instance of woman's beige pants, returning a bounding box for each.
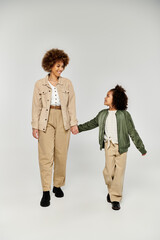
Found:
[38,108,71,191]
[103,141,127,202]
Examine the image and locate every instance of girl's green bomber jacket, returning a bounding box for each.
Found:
[77,109,147,155]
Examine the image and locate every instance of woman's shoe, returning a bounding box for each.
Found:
[53,186,64,198]
[112,201,120,210]
[40,191,50,207]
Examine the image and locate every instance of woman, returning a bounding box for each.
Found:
[31,48,78,207]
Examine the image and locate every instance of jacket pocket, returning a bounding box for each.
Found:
[62,89,69,104]
[39,107,46,122]
[39,89,49,107]
[39,89,48,95]
[62,89,69,94]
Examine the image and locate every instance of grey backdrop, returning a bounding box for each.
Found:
[1,0,160,240]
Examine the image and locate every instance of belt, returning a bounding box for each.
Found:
[50,105,61,109]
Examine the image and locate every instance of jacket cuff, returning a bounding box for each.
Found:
[70,120,78,127]
[77,125,83,132]
[140,148,147,155]
[31,121,38,129]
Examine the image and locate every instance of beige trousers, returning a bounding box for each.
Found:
[103,141,127,202]
[38,108,71,191]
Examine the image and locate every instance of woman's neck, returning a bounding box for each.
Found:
[48,72,59,82]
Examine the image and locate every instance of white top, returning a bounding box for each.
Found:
[48,81,61,106]
[104,110,118,149]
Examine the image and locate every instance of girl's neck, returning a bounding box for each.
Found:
[109,106,117,111]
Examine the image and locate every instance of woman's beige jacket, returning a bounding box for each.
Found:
[31,74,78,131]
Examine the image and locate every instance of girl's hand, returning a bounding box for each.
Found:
[32,128,39,139]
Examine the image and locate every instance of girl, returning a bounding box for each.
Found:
[74,85,147,210]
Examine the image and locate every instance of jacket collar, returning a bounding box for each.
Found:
[42,73,63,87]
[106,108,119,114]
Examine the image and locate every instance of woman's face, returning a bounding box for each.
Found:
[104,91,113,106]
[50,61,64,77]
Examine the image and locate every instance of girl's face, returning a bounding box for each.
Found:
[104,91,113,106]
[50,61,64,77]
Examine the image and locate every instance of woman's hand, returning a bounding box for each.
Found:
[32,128,39,139]
[70,125,79,135]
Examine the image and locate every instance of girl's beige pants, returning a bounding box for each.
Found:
[103,141,127,202]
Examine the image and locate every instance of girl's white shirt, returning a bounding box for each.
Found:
[104,110,118,148]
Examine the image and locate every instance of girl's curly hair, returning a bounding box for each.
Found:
[42,48,70,72]
[110,85,128,110]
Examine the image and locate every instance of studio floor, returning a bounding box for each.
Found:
[1,145,160,240]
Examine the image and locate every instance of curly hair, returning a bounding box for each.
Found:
[110,85,128,110]
[41,48,70,72]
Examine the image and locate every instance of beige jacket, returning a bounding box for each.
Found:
[31,73,78,131]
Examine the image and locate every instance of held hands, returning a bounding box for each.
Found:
[32,126,79,139]
[70,125,79,135]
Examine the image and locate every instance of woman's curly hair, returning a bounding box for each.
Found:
[42,48,70,72]
[110,84,128,110]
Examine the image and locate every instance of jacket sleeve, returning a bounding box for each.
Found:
[68,80,78,127]
[126,111,147,155]
[31,81,42,129]
[78,112,99,132]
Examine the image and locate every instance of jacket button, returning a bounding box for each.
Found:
[46,109,48,111]
[47,99,49,101]
[45,119,47,121]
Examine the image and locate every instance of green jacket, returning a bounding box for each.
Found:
[78,109,147,155]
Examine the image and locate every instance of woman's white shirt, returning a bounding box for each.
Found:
[48,81,61,106]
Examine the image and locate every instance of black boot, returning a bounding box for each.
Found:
[40,191,50,207]
[53,186,64,198]
[107,193,111,203]
[112,201,120,210]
